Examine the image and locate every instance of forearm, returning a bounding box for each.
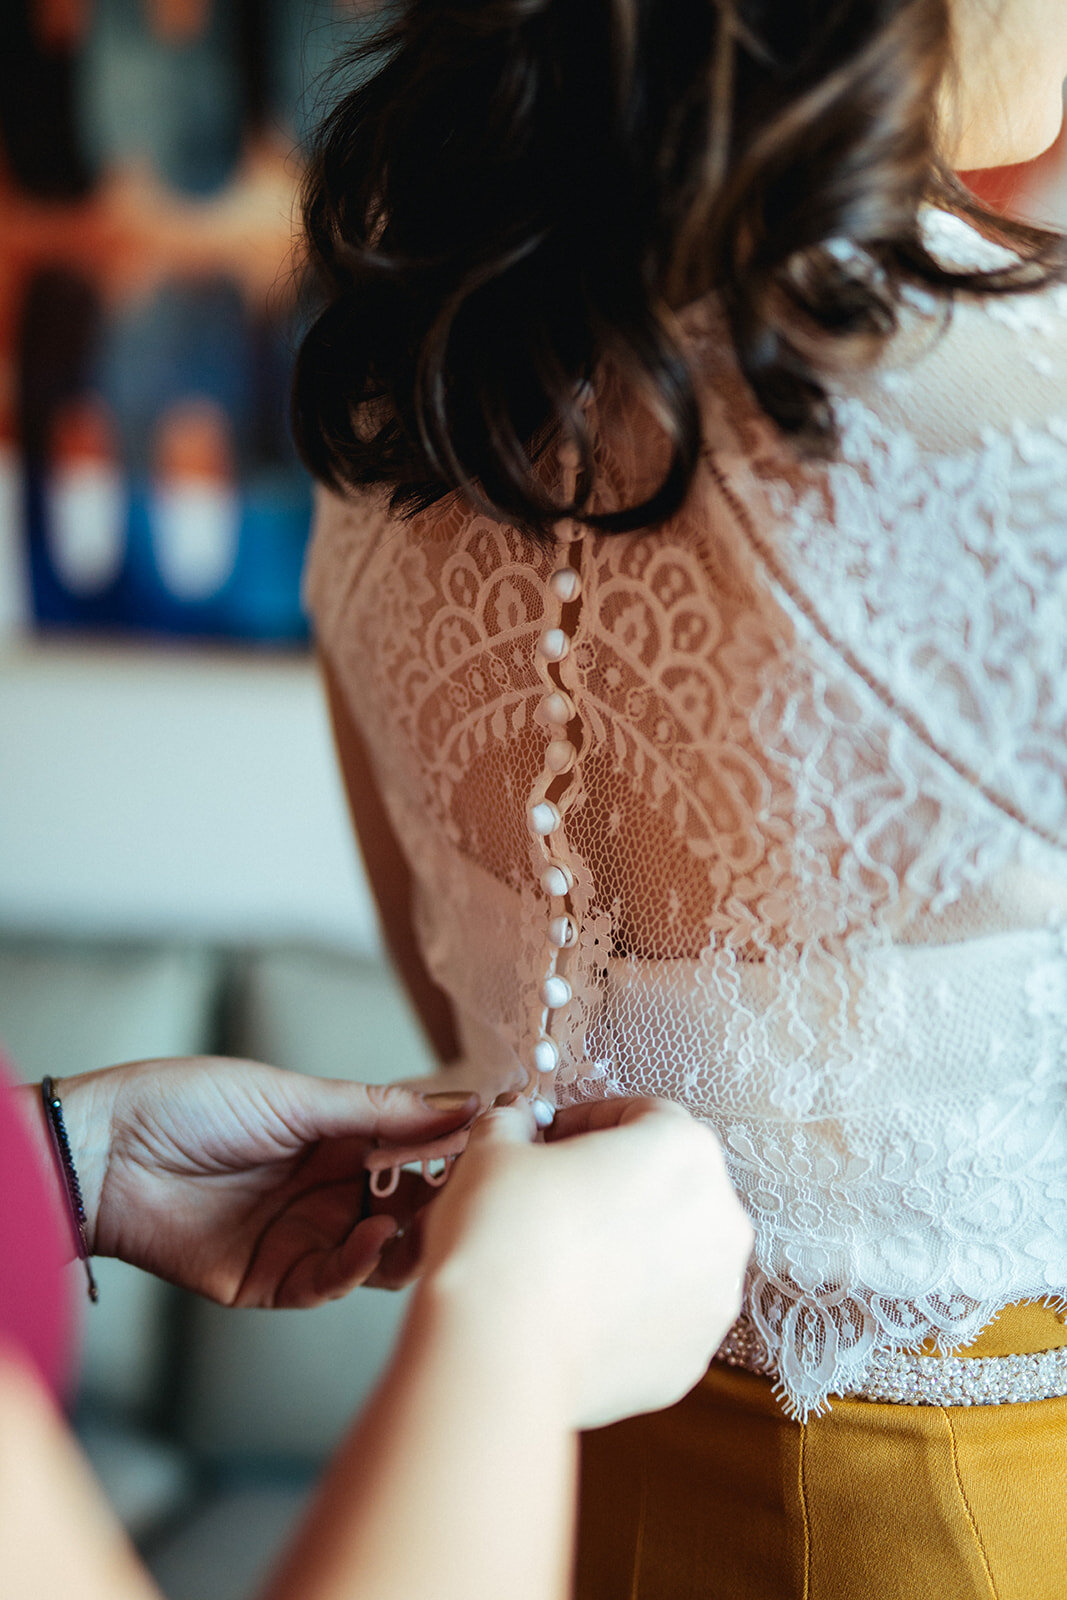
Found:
[0,1353,160,1600]
[261,1274,577,1600]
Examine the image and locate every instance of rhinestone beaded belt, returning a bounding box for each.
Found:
[715,1315,1067,1407]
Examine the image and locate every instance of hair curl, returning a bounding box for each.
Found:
[292,0,1067,537]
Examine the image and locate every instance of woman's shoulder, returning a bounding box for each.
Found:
[695,215,1067,856]
[303,481,391,645]
[307,210,1067,594]
[305,476,563,666]
[679,208,1067,464]
[847,209,1067,455]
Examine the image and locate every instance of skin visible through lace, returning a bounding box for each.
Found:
[307,218,1067,1416]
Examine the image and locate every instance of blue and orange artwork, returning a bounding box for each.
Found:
[0,0,377,645]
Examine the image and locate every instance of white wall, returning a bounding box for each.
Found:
[0,639,380,951]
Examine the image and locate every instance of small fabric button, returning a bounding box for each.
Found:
[533,1035,560,1074]
[529,801,561,836]
[545,738,576,773]
[541,863,573,897]
[548,914,578,948]
[550,568,582,603]
[542,691,575,725]
[531,1096,556,1129]
[538,628,570,663]
[542,974,573,1008]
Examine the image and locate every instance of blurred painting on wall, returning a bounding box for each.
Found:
[0,0,373,646]
[0,13,1063,645]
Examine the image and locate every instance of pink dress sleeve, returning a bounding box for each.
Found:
[0,1055,75,1400]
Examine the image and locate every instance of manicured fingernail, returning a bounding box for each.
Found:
[492,1091,521,1108]
[422,1090,479,1111]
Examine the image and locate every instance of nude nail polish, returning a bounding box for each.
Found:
[421,1090,478,1110]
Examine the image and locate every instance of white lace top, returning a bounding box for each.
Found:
[306,212,1067,1417]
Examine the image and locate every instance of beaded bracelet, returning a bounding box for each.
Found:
[40,1077,99,1303]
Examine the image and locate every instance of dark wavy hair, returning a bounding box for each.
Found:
[292,0,1066,537]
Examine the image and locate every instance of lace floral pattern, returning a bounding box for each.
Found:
[307,214,1067,1416]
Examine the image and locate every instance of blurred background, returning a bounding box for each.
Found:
[0,5,440,1599]
[0,0,358,646]
[0,7,1064,1597]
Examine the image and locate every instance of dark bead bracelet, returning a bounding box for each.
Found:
[41,1077,99,1303]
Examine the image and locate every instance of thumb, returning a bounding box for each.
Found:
[546,1095,689,1142]
[274,1075,479,1144]
[465,1097,539,1148]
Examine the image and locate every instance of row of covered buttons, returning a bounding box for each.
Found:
[527,550,584,1119]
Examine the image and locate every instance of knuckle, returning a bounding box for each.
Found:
[365,1080,405,1116]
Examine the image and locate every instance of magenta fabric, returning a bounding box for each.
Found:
[0,1055,74,1398]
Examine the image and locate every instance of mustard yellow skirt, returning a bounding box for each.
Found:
[575,1304,1067,1600]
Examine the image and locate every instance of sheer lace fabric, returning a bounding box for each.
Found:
[306,213,1067,1416]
